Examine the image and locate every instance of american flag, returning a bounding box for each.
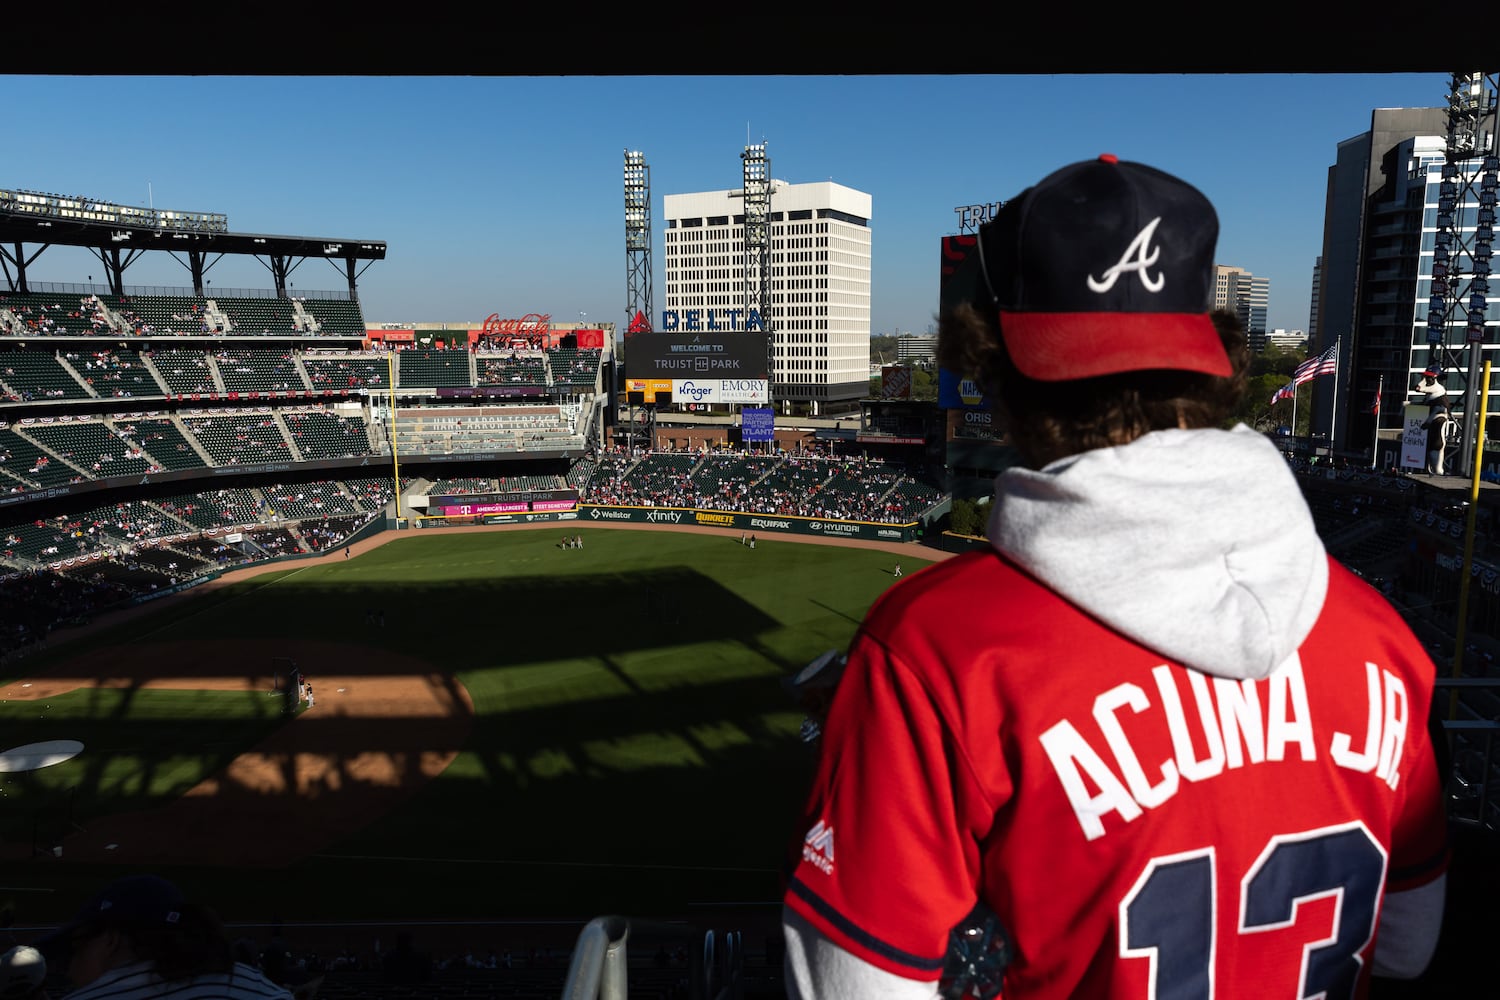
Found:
[1290,343,1338,386]
[1270,381,1297,405]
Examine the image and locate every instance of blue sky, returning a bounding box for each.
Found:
[4,74,1449,337]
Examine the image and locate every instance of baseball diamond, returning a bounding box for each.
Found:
[0,521,940,931]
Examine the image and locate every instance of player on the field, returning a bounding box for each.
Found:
[781,155,1449,999]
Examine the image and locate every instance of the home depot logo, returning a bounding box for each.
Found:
[802,820,834,875]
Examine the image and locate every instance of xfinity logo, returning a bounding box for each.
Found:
[645,510,684,523]
[751,518,791,529]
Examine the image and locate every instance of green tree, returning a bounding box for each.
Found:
[870,334,899,365]
[948,497,983,537]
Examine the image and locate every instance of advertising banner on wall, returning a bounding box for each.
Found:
[881,365,913,399]
[574,504,917,541]
[717,379,769,404]
[627,378,673,396]
[1402,404,1430,471]
[671,379,721,405]
[742,407,775,442]
[626,333,769,380]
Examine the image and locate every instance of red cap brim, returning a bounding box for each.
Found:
[999,311,1232,382]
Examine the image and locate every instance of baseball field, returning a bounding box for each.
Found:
[0,523,940,929]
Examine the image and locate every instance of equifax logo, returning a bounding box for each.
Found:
[802,820,834,875]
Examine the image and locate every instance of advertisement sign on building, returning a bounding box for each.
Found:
[881,365,913,399]
[626,333,769,380]
[1402,404,1430,471]
[742,407,775,442]
[717,379,769,404]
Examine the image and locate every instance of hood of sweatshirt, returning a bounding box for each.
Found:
[987,424,1328,680]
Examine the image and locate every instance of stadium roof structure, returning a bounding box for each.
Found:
[0,191,385,301]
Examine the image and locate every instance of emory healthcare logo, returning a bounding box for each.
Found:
[802,820,835,875]
[1087,217,1165,294]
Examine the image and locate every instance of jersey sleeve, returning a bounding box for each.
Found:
[782,626,993,983]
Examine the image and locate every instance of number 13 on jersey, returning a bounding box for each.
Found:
[1120,823,1385,1000]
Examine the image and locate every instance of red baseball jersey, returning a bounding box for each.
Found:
[784,550,1448,999]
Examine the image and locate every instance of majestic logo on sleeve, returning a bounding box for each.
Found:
[1086,217,1165,293]
[802,820,835,874]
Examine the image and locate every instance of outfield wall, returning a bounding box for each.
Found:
[406,504,921,542]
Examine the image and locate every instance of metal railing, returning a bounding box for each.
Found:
[561,916,631,1000]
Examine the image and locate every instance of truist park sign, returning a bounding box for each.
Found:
[627,333,769,381]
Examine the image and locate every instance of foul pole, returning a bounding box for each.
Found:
[388,351,402,521]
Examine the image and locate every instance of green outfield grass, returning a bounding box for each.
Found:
[0,527,933,924]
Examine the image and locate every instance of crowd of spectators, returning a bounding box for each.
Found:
[576,448,943,523]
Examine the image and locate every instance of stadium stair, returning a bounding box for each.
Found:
[55,354,102,398]
[275,412,305,462]
[171,415,219,467]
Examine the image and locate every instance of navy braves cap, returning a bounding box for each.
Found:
[33,875,183,962]
[976,154,1232,382]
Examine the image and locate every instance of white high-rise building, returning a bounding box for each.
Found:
[662,179,872,413]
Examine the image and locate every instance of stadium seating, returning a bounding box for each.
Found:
[67,347,165,397]
[477,351,548,388]
[26,419,156,477]
[303,351,390,391]
[213,348,308,394]
[284,409,374,459]
[182,412,293,466]
[113,417,211,471]
[396,348,474,388]
[0,350,93,400]
[149,347,220,394]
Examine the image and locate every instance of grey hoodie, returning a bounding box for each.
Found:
[987,423,1329,681]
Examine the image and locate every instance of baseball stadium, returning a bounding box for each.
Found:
[0,172,1495,1000]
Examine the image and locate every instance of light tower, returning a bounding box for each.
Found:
[624,150,653,339]
[740,142,774,406]
[623,150,655,451]
[1428,71,1498,476]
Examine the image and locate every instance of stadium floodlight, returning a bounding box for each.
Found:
[323,243,343,254]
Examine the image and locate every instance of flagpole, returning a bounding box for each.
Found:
[1328,338,1340,458]
[1292,385,1299,452]
[1371,374,1383,470]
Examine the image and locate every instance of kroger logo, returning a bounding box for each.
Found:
[678,381,714,401]
[751,518,791,529]
[646,510,684,523]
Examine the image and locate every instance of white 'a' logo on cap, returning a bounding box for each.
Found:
[1087,217,1165,294]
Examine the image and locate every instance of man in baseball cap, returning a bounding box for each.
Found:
[781,156,1448,999]
[34,874,292,999]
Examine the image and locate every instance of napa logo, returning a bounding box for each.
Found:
[959,378,985,407]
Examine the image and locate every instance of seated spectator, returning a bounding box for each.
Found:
[34,874,293,999]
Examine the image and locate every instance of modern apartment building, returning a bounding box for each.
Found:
[1316,104,1498,455]
[662,180,872,413]
[1214,265,1270,350]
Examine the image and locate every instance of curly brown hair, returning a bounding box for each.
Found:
[937,302,1249,469]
